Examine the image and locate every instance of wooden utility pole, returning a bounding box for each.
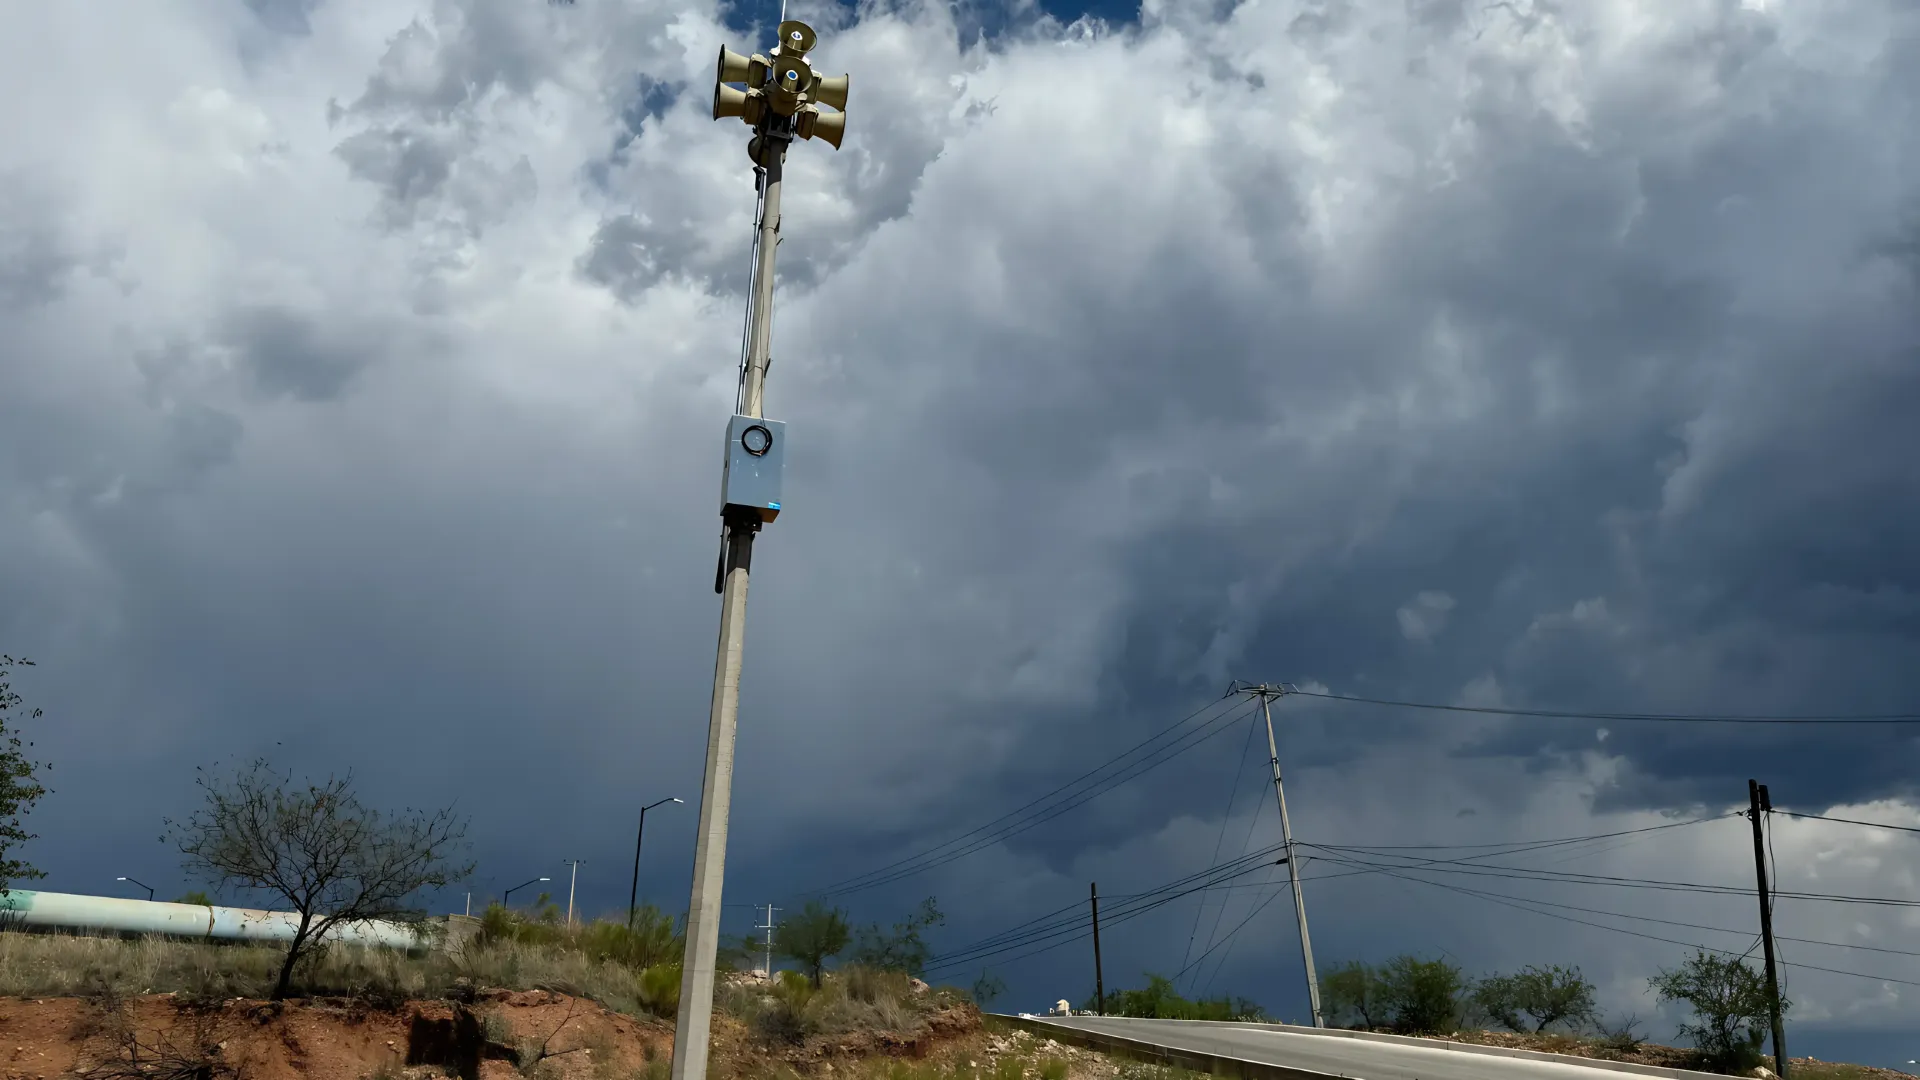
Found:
[1091,881,1105,1016]
[1748,779,1789,1080]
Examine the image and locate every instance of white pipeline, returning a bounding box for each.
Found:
[0,889,426,950]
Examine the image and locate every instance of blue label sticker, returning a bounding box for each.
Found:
[768,502,781,509]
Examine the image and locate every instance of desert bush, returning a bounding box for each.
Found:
[1322,961,1385,1030]
[1596,1013,1646,1054]
[1086,973,1266,1021]
[576,908,682,970]
[777,901,852,988]
[849,897,946,977]
[1376,954,1468,1035]
[637,963,680,1019]
[1472,964,1598,1033]
[1649,950,1785,1073]
[727,969,821,1045]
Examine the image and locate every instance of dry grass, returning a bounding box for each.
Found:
[715,966,967,1046]
[0,931,672,1019]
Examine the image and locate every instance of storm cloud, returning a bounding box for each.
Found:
[2,0,1918,1065]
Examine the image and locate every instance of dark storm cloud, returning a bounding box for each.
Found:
[0,171,116,310]
[244,0,324,36]
[220,304,376,402]
[5,0,1920,1052]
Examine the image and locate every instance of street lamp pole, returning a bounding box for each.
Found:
[116,876,154,902]
[673,21,848,1080]
[563,859,585,930]
[502,876,551,908]
[630,797,684,929]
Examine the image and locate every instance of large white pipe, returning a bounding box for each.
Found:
[0,889,427,950]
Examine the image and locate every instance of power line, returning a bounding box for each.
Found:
[1286,688,1920,725]
[923,858,1388,980]
[1181,882,1288,987]
[803,698,1257,899]
[1775,810,1920,836]
[1305,849,1920,989]
[1307,856,1920,960]
[1178,709,1262,986]
[1303,814,1737,853]
[1297,843,1920,908]
[921,847,1291,976]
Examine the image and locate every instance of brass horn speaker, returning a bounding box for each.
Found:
[714,83,763,122]
[717,45,754,84]
[775,19,817,55]
[767,53,812,114]
[809,72,849,111]
[796,105,846,149]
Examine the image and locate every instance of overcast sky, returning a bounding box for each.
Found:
[4,0,1919,1068]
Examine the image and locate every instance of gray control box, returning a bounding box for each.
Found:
[721,414,786,522]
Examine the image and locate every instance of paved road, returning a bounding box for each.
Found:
[1023,1016,1683,1080]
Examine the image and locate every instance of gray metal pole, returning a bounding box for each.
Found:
[671,144,785,1080]
[1259,690,1324,1027]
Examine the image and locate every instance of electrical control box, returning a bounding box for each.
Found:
[721,414,786,522]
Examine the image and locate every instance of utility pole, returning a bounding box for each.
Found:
[563,859,585,930]
[1748,779,1789,1080]
[1090,882,1105,1016]
[756,904,781,977]
[630,797,684,929]
[674,23,848,1080]
[1231,682,1324,1028]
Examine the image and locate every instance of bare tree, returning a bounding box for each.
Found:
[165,758,472,1000]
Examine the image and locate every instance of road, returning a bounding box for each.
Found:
[1021,1016,1695,1080]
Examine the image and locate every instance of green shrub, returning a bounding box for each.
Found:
[1472,964,1597,1033]
[1322,961,1385,1030]
[1037,1057,1069,1080]
[1086,973,1265,1021]
[1649,950,1785,1074]
[638,963,680,1019]
[1376,955,1467,1035]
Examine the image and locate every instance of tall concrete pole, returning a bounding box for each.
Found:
[564,859,584,930]
[670,143,785,1080]
[1243,684,1324,1027]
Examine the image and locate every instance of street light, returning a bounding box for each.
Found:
[673,20,849,1080]
[502,876,550,907]
[629,797,684,930]
[115,876,155,902]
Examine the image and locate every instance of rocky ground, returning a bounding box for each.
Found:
[0,987,1153,1080]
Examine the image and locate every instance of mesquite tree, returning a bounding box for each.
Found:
[0,655,51,895]
[166,759,472,999]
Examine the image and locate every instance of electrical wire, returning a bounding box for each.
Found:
[1304,848,1920,988]
[1296,843,1920,908]
[1177,710,1261,990]
[799,698,1255,899]
[920,846,1292,976]
[1301,847,1920,959]
[1775,810,1920,835]
[1176,882,1289,985]
[1301,814,1737,860]
[922,842,1292,967]
[922,860,1390,981]
[1285,688,1920,724]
